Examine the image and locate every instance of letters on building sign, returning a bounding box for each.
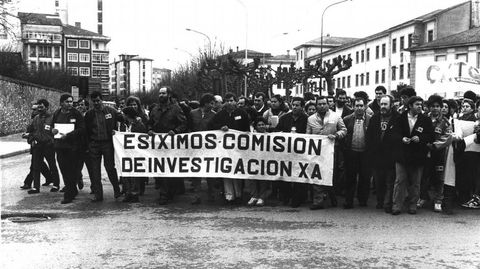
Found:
[426,61,480,85]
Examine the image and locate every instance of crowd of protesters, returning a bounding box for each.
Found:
[20,85,480,215]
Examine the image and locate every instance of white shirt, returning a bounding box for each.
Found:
[407,112,418,134]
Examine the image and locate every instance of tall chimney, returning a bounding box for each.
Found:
[472,0,480,28]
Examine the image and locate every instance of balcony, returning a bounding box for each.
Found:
[22,32,62,44]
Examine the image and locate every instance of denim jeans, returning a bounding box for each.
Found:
[392,162,424,212]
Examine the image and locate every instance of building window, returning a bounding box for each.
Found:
[347,76,351,88]
[478,53,480,68]
[337,78,340,88]
[435,55,446,62]
[355,74,359,86]
[392,38,397,54]
[392,66,396,81]
[38,46,52,58]
[407,63,410,78]
[375,70,379,84]
[79,40,90,49]
[382,44,386,58]
[342,77,345,88]
[360,73,364,86]
[300,50,303,60]
[79,53,90,62]
[54,62,60,69]
[67,39,78,48]
[361,50,364,62]
[92,53,102,63]
[366,72,369,85]
[67,53,78,62]
[399,64,404,80]
[381,69,385,83]
[30,61,37,70]
[375,46,379,59]
[332,79,335,89]
[366,48,370,61]
[427,30,434,42]
[347,53,351,60]
[29,45,36,57]
[79,67,90,76]
[455,53,468,62]
[356,51,359,63]
[408,33,413,48]
[95,42,100,50]
[400,36,405,51]
[54,46,60,58]
[67,67,78,76]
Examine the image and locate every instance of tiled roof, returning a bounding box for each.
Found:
[63,24,110,40]
[18,12,62,26]
[228,49,271,58]
[295,36,360,49]
[408,27,480,51]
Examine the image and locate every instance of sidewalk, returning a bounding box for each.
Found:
[0,133,30,159]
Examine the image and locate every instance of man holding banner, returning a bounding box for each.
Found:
[147,86,187,205]
[208,92,250,205]
[307,96,347,210]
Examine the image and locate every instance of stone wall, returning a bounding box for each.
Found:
[0,75,63,136]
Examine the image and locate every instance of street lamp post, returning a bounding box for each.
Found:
[235,0,248,97]
[320,0,351,63]
[185,28,212,54]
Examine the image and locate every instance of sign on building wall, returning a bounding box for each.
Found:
[415,60,480,98]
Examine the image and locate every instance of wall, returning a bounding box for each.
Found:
[0,75,62,136]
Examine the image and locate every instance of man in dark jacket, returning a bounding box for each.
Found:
[275,97,309,207]
[342,97,372,208]
[368,86,386,115]
[51,94,85,204]
[391,96,434,215]
[366,95,399,213]
[209,92,250,204]
[85,91,123,202]
[26,99,60,194]
[147,86,188,205]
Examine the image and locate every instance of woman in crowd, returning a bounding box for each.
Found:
[305,101,317,116]
[126,96,149,125]
[459,99,476,121]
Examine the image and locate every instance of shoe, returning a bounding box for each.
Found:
[42,182,52,186]
[50,186,59,192]
[20,185,31,190]
[391,210,401,215]
[256,198,265,206]
[376,203,384,209]
[247,197,258,206]
[408,209,417,215]
[417,199,426,208]
[191,197,201,205]
[60,187,66,193]
[78,179,84,190]
[27,189,40,194]
[310,202,325,210]
[433,202,442,212]
[461,195,480,209]
[60,199,72,204]
[384,207,392,214]
[114,192,123,199]
[91,198,103,203]
[343,203,354,209]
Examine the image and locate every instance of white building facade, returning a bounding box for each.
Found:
[110,54,153,97]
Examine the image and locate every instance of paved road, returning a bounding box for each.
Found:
[1,154,480,268]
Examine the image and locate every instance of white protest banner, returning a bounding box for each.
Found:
[113,130,334,186]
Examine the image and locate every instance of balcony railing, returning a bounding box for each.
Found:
[22,32,62,43]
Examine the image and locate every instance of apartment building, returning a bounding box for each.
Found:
[110,54,153,97]
[295,1,476,98]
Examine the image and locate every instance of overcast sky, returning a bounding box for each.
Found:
[19,0,469,69]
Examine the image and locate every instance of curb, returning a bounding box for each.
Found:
[0,149,30,159]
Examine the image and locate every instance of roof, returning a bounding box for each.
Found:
[228,49,271,59]
[268,54,296,61]
[294,36,360,50]
[305,1,470,60]
[18,12,62,26]
[408,27,480,51]
[63,24,110,41]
